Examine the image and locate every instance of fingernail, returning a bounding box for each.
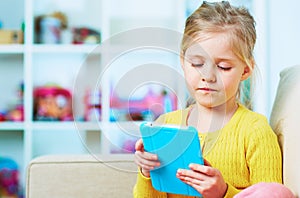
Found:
[152,155,158,160]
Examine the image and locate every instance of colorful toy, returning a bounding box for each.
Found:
[72,27,101,44]
[6,105,23,122]
[34,11,68,44]
[84,89,102,121]
[110,88,177,121]
[33,86,73,121]
[0,112,6,122]
[0,157,21,197]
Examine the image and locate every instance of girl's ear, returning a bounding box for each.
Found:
[241,65,252,81]
[241,64,253,81]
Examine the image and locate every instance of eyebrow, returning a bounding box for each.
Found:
[185,54,206,61]
[186,54,234,63]
[215,58,235,63]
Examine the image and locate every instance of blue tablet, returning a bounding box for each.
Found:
[140,122,204,197]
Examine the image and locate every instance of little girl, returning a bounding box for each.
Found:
[134,1,286,197]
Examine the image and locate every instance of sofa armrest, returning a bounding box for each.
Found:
[270,65,300,197]
[26,154,137,198]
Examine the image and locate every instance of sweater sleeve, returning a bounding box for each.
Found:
[133,169,167,198]
[246,118,283,184]
[223,183,241,198]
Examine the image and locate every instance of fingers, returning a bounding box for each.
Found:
[176,163,217,182]
[134,139,160,177]
[176,168,207,196]
[134,151,160,177]
[135,138,144,151]
[176,162,227,198]
[135,150,159,166]
[189,163,215,176]
[178,174,205,189]
[177,168,207,182]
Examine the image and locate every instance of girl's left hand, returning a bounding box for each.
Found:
[176,160,228,198]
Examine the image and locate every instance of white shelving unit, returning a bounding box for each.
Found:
[0,0,190,191]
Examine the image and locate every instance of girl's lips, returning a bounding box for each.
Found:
[198,87,216,91]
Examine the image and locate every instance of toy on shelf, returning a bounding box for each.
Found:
[5,105,24,122]
[34,11,68,44]
[72,27,101,44]
[110,87,177,122]
[0,29,23,44]
[0,157,22,198]
[34,11,101,44]
[33,85,73,121]
[0,106,24,122]
[0,112,6,122]
[84,89,102,121]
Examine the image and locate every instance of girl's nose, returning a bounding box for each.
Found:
[200,63,216,82]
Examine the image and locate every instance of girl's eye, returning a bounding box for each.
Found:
[191,63,204,67]
[218,65,232,71]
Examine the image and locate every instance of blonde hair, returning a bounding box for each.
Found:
[181,1,257,109]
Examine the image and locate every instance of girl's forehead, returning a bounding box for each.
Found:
[186,33,233,55]
[183,33,243,64]
[185,42,208,56]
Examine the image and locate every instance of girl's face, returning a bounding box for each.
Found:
[181,32,251,108]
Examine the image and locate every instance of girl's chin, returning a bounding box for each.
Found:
[193,99,225,108]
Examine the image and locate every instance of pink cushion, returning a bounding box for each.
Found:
[234,182,295,198]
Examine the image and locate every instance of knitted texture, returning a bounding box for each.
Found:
[133,104,282,198]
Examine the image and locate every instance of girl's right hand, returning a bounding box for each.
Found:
[134,138,160,177]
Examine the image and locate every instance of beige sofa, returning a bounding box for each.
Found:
[26,65,300,197]
[26,154,137,198]
[270,65,300,197]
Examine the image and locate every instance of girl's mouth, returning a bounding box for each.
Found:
[198,87,216,91]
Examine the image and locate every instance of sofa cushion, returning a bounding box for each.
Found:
[26,154,137,198]
[270,65,300,196]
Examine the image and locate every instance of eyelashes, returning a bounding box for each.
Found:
[217,65,232,71]
[191,63,204,67]
[190,63,232,71]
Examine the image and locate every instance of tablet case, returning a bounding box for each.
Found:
[140,122,204,196]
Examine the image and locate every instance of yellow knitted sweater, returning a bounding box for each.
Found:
[133,104,282,198]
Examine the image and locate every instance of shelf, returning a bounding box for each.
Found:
[0,44,24,54]
[32,121,102,131]
[0,121,104,131]
[0,122,24,130]
[31,44,101,54]
[30,121,143,132]
[30,43,180,55]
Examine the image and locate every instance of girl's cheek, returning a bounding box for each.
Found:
[187,80,197,91]
[222,78,239,91]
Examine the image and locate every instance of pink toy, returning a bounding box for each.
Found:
[6,105,24,122]
[110,88,177,121]
[33,86,73,121]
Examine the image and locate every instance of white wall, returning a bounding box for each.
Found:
[268,0,300,116]
[0,0,24,29]
[252,0,268,116]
